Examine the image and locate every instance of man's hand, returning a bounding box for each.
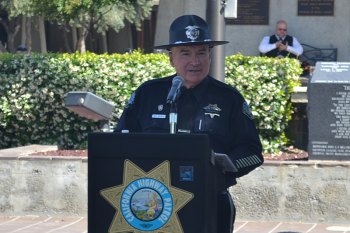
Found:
[277,41,288,51]
[275,41,283,48]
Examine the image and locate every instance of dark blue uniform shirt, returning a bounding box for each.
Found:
[116,75,264,188]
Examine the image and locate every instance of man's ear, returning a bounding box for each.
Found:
[169,51,175,66]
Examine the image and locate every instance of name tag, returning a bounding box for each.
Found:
[152,114,166,119]
[178,129,191,133]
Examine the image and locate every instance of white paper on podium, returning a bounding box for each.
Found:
[210,152,238,173]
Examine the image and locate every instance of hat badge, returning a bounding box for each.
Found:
[185,25,200,41]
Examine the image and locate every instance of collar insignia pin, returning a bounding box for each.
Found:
[203,104,221,118]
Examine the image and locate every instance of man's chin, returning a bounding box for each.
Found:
[187,71,204,77]
[184,76,206,88]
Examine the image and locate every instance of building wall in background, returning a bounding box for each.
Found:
[154,0,350,62]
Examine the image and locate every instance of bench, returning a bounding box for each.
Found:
[299,43,337,66]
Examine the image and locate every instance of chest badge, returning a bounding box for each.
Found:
[158,104,164,111]
[203,104,221,118]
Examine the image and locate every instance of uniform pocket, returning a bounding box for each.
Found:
[142,114,169,132]
[193,114,227,137]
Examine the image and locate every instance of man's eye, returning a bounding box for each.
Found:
[198,52,208,57]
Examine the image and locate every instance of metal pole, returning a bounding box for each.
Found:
[207,0,226,82]
[169,103,177,134]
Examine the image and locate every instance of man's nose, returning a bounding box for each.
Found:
[189,54,201,64]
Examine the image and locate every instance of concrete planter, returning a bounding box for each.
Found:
[231,160,350,224]
[0,145,87,216]
[0,145,349,224]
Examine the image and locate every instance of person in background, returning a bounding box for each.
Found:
[259,20,303,58]
[116,14,264,232]
[16,44,28,53]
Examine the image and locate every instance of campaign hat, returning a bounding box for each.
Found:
[154,15,229,49]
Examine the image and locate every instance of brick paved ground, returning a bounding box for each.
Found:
[1,216,349,233]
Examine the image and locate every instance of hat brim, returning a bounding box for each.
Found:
[154,40,229,50]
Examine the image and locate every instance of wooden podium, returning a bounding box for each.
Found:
[88,133,225,233]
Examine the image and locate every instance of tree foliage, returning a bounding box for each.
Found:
[0,0,155,52]
[28,0,154,32]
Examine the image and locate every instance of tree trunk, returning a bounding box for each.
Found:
[101,33,108,53]
[4,17,21,52]
[38,17,47,53]
[25,17,32,52]
[0,20,7,52]
[21,16,26,45]
[76,27,88,53]
[72,26,77,50]
[60,24,72,53]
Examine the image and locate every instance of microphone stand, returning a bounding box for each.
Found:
[169,102,177,134]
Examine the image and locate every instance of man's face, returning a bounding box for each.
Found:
[169,45,211,88]
[276,22,287,38]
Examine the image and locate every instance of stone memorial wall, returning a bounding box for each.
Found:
[308,62,350,160]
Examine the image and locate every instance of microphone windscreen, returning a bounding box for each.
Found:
[173,76,184,85]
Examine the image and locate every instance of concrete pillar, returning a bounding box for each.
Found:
[207,0,226,82]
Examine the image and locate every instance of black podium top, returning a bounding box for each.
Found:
[88,132,211,161]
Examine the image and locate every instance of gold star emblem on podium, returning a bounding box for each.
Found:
[100,160,194,233]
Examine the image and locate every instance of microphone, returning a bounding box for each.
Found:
[166,76,184,104]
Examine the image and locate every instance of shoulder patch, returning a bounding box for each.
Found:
[242,101,254,120]
[126,92,136,108]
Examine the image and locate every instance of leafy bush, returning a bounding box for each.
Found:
[225,54,302,152]
[0,51,302,152]
[0,51,174,149]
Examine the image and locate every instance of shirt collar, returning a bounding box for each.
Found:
[275,35,284,41]
[180,76,209,102]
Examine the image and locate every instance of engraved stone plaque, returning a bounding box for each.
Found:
[298,0,334,16]
[308,62,350,160]
[226,0,269,25]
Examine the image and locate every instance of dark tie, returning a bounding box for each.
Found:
[177,89,197,132]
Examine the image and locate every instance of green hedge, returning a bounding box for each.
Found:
[0,51,302,152]
[225,54,302,152]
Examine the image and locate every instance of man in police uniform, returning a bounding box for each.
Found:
[116,15,264,233]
